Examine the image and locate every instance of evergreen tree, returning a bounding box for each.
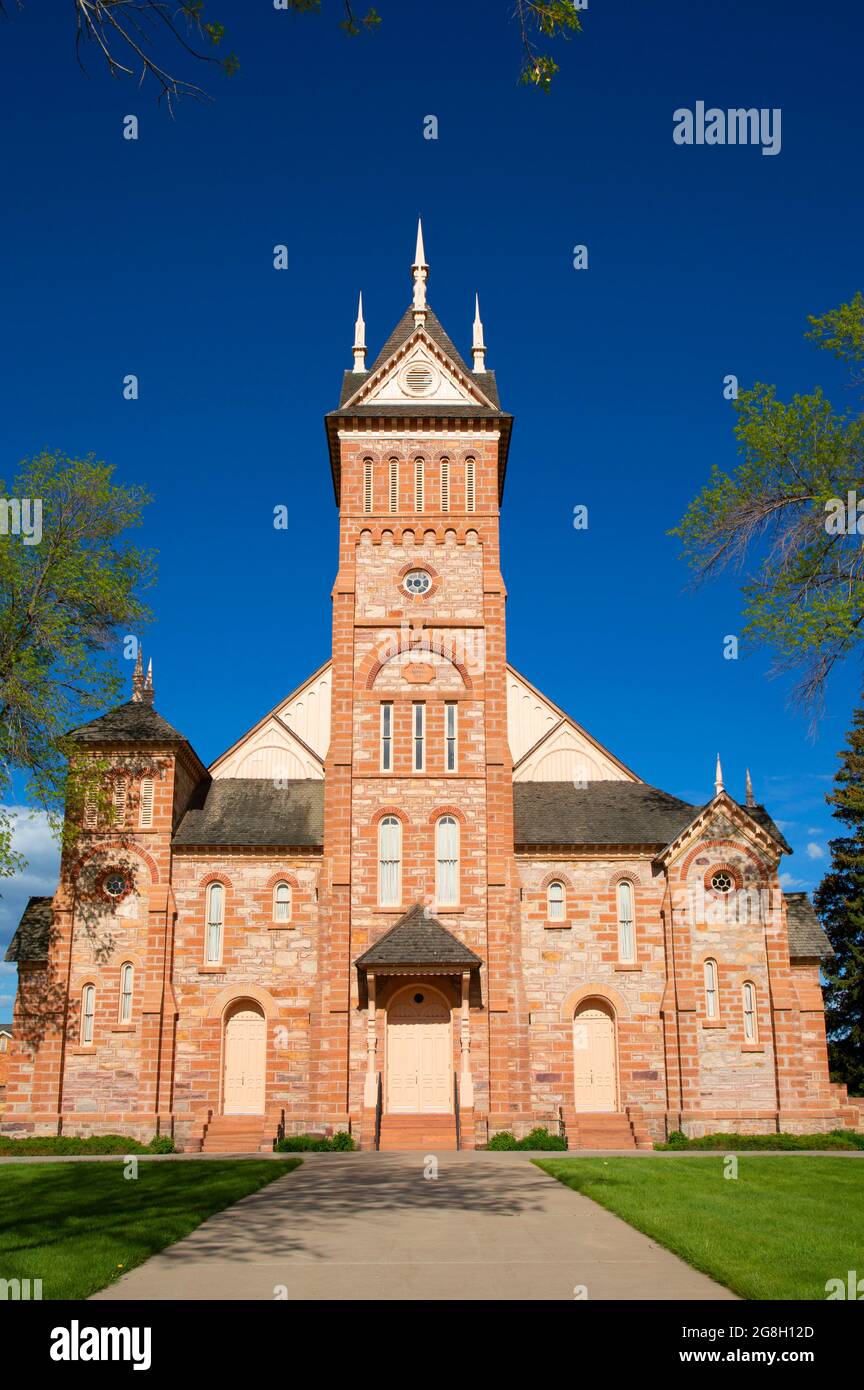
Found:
[814,700,864,1095]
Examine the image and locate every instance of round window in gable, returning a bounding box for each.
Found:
[710,871,733,894]
[400,362,436,396]
[103,872,128,900]
[403,569,432,596]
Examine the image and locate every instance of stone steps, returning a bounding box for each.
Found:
[379,1114,458,1151]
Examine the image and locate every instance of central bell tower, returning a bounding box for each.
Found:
[315,225,528,1140]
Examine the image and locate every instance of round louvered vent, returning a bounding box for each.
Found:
[401,362,436,395]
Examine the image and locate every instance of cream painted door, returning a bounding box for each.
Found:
[387,995,451,1113]
[223,1007,266,1114]
[573,1008,617,1112]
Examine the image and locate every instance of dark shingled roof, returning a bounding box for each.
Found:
[5,896,53,963]
[355,902,481,968]
[67,700,188,746]
[173,778,324,848]
[0,1022,14,1035]
[513,781,791,851]
[341,305,502,408]
[784,892,833,958]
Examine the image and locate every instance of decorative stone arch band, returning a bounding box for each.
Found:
[207,984,285,1021]
[560,983,631,1023]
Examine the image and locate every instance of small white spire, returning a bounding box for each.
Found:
[131,646,144,703]
[714,753,724,797]
[412,218,428,326]
[143,657,154,705]
[352,291,366,373]
[472,293,486,372]
[745,768,755,808]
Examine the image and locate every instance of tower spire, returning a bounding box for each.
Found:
[745,767,755,808]
[472,293,486,373]
[143,657,154,706]
[412,218,428,326]
[131,646,144,702]
[714,753,724,796]
[352,291,366,373]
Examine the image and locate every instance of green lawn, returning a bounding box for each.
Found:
[536,1156,864,1300]
[0,1158,301,1300]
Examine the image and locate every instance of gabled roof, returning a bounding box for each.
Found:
[173,778,323,848]
[355,902,481,969]
[340,306,501,409]
[0,1022,14,1035]
[654,789,791,864]
[784,892,833,958]
[66,700,188,747]
[5,896,53,963]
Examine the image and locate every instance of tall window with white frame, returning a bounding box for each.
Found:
[139,777,154,828]
[119,963,134,1024]
[273,881,292,924]
[444,702,458,771]
[378,815,401,906]
[440,457,450,512]
[412,702,425,771]
[436,815,459,906]
[206,882,224,964]
[742,981,758,1042]
[363,458,373,514]
[616,880,636,962]
[380,702,393,771]
[81,984,95,1045]
[704,959,719,1020]
[547,880,565,922]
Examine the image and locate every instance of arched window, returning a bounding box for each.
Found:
[414,457,425,512]
[119,963,134,1023]
[617,880,636,962]
[742,981,758,1042]
[0,1033,8,1053]
[273,881,292,924]
[363,458,373,514]
[388,458,399,513]
[704,959,719,1020]
[379,816,401,906]
[440,457,450,512]
[139,777,154,828]
[206,882,224,964]
[112,780,127,826]
[81,984,96,1045]
[436,815,459,905]
[465,457,476,513]
[547,880,565,921]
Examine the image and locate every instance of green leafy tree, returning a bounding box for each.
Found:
[0,450,154,881]
[813,699,864,1095]
[2,1,583,107]
[671,293,864,722]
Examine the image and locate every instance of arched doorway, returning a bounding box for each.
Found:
[573,998,617,1112]
[223,999,266,1115]
[386,986,452,1114]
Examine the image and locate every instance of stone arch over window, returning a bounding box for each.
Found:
[207,984,284,1020]
[361,634,473,692]
[560,983,631,1023]
[680,838,766,879]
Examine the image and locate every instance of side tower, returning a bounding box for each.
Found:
[315,226,526,1146]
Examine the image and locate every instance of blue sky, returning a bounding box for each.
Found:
[1,0,863,1003]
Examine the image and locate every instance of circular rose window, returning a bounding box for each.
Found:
[710,871,733,894]
[103,872,128,899]
[403,569,432,596]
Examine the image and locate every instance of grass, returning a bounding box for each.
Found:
[0,1158,301,1299]
[536,1156,864,1300]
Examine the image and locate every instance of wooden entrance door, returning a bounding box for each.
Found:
[387,991,451,1113]
[573,1005,617,1112]
[223,1004,266,1114]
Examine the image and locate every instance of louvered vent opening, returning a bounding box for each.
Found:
[414,458,425,512]
[404,363,434,394]
[440,459,450,512]
[465,458,476,513]
[389,459,399,512]
[363,460,373,513]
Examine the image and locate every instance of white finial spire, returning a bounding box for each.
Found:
[472,293,486,373]
[745,767,755,808]
[352,291,366,373]
[714,753,724,796]
[143,657,154,706]
[131,646,144,703]
[412,218,428,326]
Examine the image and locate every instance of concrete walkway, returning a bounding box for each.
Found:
[93,1152,737,1301]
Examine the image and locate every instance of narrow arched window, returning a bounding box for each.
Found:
[704,959,719,1020]
[379,816,401,906]
[547,880,565,921]
[388,458,399,513]
[81,984,96,1045]
[119,963,134,1024]
[0,1033,8,1053]
[363,458,373,514]
[206,882,224,964]
[436,815,459,906]
[617,880,636,962]
[743,981,758,1042]
[414,457,425,512]
[440,458,450,512]
[465,457,476,513]
[139,777,154,828]
[274,881,292,923]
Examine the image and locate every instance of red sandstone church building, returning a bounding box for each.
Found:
[3,230,858,1152]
